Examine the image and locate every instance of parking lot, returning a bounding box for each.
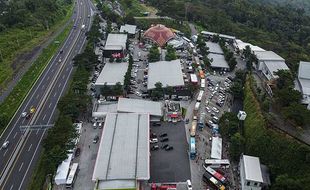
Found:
[149,121,191,183]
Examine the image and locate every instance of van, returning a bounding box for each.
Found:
[93,122,97,129]
[98,122,102,129]
[186,180,193,190]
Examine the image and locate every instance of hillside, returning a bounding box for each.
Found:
[147,0,310,73]
[254,0,310,14]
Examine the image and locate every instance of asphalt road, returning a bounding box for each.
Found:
[0,0,94,189]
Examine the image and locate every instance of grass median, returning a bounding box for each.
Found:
[0,7,73,135]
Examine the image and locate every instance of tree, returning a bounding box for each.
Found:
[100,84,111,97]
[219,112,240,139]
[123,12,135,25]
[272,174,303,190]
[151,82,163,99]
[274,88,301,107]
[113,82,123,95]
[229,133,245,161]
[148,44,160,62]
[228,57,237,70]
[283,103,310,126]
[165,45,177,61]
[274,70,294,89]
[229,81,243,98]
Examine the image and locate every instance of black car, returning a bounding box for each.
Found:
[160,137,169,142]
[161,144,169,149]
[152,122,161,127]
[75,148,81,157]
[151,145,159,151]
[165,146,173,151]
[185,119,189,124]
[159,133,168,137]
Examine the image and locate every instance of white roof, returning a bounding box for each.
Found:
[104,33,127,50]
[206,42,223,54]
[120,24,137,34]
[298,61,310,95]
[242,155,263,183]
[263,61,289,79]
[93,113,150,188]
[117,98,162,116]
[54,154,73,185]
[208,53,230,69]
[235,39,265,52]
[95,62,128,85]
[190,74,198,82]
[147,59,185,90]
[255,51,284,61]
[211,137,222,159]
[201,31,235,40]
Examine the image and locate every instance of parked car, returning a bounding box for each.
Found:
[93,135,99,144]
[165,146,173,151]
[161,144,169,149]
[160,137,169,142]
[75,148,81,157]
[1,141,9,149]
[151,145,159,151]
[212,107,219,113]
[159,133,168,137]
[187,180,193,190]
[21,112,27,118]
[152,122,161,127]
[185,119,189,124]
[93,122,97,129]
[150,138,158,144]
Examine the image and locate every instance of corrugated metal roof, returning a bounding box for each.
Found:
[147,59,185,90]
[242,155,263,183]
[93,113,150,186]
[120,24,137,34]
[263,60,289,79]
[298,61,310,79]
[117,98,162,116]
[104,34,127,50]
[95,62,128,85]
[255,51,284,61]
[206,42,224,55]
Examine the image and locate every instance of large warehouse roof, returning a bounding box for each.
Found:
[242,155,263,183]
[147,59,185,90]
[208,53,230,69]
[298,61,310,95]
[255,51,284,61]
[95,62,128,86]
[206,42,224,54]
[263,60,289,79]
[117,98,162,116]
[211,137,222,159]
[143,24,175,47]
[120,24,137,34]
[93,113,150,189]
[103,33,127,50]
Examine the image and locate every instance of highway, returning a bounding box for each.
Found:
[0,0,94,189]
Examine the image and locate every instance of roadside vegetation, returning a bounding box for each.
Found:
[0,0,73,89]
[28,15,101,190]
[0,21,73,135]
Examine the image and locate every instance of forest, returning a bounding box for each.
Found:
[147,0,310,73]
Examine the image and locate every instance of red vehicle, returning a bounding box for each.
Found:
[151,183,177,190]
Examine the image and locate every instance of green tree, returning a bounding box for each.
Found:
[165,45,177,61]
[272,174,303,190]
[283,103,310,126]
[230,132,245,161]
[113,82,123,95]
[230,81,243,98]
[274,88,301,107]
[148,44,160,62]
[219,112,240,139]
[151,82,163,99]
[100,84,111,97]
[274,70,294,89]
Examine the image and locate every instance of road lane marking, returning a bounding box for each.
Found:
[18,162,24,172]
[63,75,65,79]
[66,67,69,71]
[42,84,45,89]
[13,132,18,139]
[28,144,32,152]
[42,114,46,121]
[48,103,52,108]
[54,92,57,97]
[36,130,39,135]
[51,68,54,72]
[58,83,62,88]
[47,76,50,80]
[3,149,8,157]
[36,94,40,99]
[9,184,13,190]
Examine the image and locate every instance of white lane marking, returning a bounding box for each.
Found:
[3,149,8,157]
[51,68,54,72]
[54,92,57,97]
[9,184,13,190]
[66,67,69,71]
[36,94,40,99]
[13,132,18,139]
[63,75,65,79]
[48,103,52,108]
[36,130,39,135]
[42,114,46,121]
[47,76,50,80]
[42,84,45,89]
[19,162,24,172]
[28,144,32,152]
[58,83,62,88]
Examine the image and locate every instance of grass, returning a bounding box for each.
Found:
[119,0,147,17]
[0,7,73,135]
[0,5,73,90]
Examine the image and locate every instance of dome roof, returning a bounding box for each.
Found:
[143,24,176,47]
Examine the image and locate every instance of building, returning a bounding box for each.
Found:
[164,100,182,122]
[120,24,137,37]
[296,61,310,109]
[201,31,236,43]
[95,62,128,95]
[234,39,265,54]
[117,98,162,121]
[143,24,176,47]
[147,59,184,90]
[211,137,222,159]
[207,53,230,70]
[206,42,224,55]
[254,51,289,80]
[54,154,73,185]
[103,34,128,58]
[92,113,150,190]
[239,155,270,190]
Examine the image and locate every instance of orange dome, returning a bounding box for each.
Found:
[143,24,176,47]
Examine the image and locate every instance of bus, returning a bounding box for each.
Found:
[66,163,79,188]
[189,137,196,159]
[196,90,204,102]
[203,165,227,184]
[190,119,197,137]
[200,79,205,89]
[204,159,230,169]
[202,172,225,190]
[194,102,200,116]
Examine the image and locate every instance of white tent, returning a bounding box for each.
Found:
[211,137,222,159]
[54,154,73,185]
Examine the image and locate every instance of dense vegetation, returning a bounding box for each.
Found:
[147,0,310,73]
[0,0,72,88]
[28,15,100,189]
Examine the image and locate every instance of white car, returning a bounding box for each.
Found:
[21,112,27,118]
[187,180,193,190]
[212,107,219,113]
[150,138,158,144]
[205,107,211,113]
[135,91,142,97]
[2,141,9,149]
